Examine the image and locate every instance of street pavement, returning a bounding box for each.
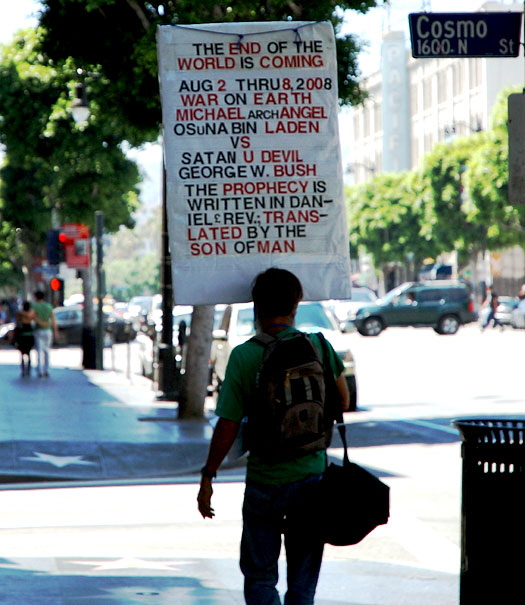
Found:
[0,345,219,483]
[0,341,463,604]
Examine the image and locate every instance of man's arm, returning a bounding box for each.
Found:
[336,373,351,412]
[51,310,58,339]
[197,417,239,519]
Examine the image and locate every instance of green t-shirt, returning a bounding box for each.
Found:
[33,301,54,329]
[216,327,344,485]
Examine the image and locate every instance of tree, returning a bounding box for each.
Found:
[105,253,160,300]
[347,170,439,285]
[0,220,24,292]
[466,87,525,251]
[38,0,376,143]
[0,30,141,286]
[34,0,378,418]
[419,134,486,266]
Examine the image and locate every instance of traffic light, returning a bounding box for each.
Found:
[49,277,64,307]
[46,229,66,265]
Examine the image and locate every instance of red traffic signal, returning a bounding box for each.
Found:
[58,232,68,244]
[49,277,64,292]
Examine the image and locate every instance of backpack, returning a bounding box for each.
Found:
[246,331,337,463]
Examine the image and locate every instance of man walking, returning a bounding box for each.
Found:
[33,290,58,378]
[197,268,350,604]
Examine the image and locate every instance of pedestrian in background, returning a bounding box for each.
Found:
[14,301,36,377]
[197,268,350,604]
[481,287,503,331]
[32,291,58,378]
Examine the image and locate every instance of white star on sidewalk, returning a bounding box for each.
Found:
[19,451,98,468]
[69,557,190,571]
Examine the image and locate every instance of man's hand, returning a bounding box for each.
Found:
[197,477,215,519]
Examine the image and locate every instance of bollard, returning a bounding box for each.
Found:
[453,418,525,604]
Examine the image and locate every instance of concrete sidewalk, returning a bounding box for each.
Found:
[0,347,460,604]
[0,347,218,484]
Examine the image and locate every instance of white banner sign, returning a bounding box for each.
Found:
[157,21,351,304]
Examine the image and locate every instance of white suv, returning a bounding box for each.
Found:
[211,301,357,411]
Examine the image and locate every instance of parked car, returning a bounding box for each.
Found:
[136,305,193,379]
[327,287,378,325]
[211,301,358,410]
[353,281,477,336]
[53,305,136,346]
[478,296,519,328]
[0,322,16,346]
[128,295,157,331]
[511,300,525,329]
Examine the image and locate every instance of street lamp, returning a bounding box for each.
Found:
[71,83,90,124]
[345,161,376,182]
[69,80,105,370]
[444,120,483,138]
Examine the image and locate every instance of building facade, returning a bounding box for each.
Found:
[345,1,525,296]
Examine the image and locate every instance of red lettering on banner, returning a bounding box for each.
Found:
[263,210,320,223]
[265,121,320,134]
[256,240,295,253]
[228,41,262,55]
[261,150,303,162]
[177,56,236,70]
[253,92,289,105]
[180,93,219,106]
[273,164,317,177]
[187,227,243,240]
[223,181,309,195]
[190,242,228,256]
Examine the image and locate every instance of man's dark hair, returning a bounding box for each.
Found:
[34,290,45,301]
[252,268,303,319]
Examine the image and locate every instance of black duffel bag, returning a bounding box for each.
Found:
[320,422,390,546]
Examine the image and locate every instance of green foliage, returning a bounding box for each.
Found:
[37,0,377,144]
[347,86,525,274]
[466,86,525,250]
[0,220,24,288]
[105,252,160,300]
[0,29,141,263]
[419,135,485,255]
[347,171,439,268]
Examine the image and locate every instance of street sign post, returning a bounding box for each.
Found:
[60,223,90,268]
[508,93,525,206]
[409,12,522,58]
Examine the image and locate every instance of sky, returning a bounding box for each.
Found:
[0,0,40,45]
[0,0,518,183]
[1,1,517,70]
[342,0,517,76]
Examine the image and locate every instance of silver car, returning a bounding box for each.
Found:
[211,301,357,410]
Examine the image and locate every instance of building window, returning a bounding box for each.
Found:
[470,58,481,88]
[374,102,382,132]
[411,84,419,114]
[423,80,432,109]
[437,70,447,104]
[453,62,463,96]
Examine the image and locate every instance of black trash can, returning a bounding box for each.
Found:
[453,418,525,604]
[155,343,179,400]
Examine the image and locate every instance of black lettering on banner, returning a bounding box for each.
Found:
[167,24,338,259]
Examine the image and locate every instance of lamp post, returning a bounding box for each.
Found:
[156,159,177,400]
[444,120,483,140]
[71,81,104,370]
[95,211,104,370]
[345,161,376,184]
[71,83,90,124]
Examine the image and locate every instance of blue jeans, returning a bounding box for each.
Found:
[34,328,53,375]
[240,473,324,605]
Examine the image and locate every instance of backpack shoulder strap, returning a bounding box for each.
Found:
[315,331,343,424]
[250,333,276,347]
